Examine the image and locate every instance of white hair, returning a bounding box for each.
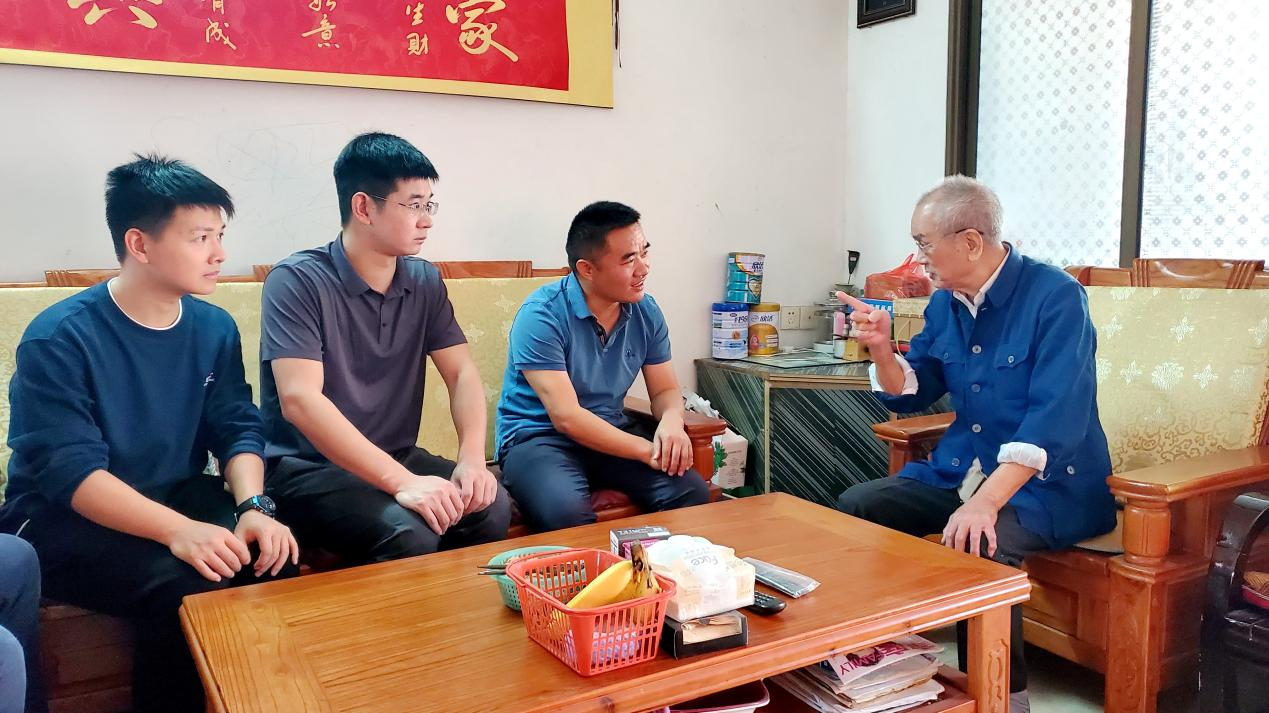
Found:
[914,175,1004,242]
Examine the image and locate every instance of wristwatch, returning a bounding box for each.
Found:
[234,494,277,520]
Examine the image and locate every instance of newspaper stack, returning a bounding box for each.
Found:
[770,635,945,712]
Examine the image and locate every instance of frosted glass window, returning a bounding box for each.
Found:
[976,1,1131,267]
[1139,1,1269,260]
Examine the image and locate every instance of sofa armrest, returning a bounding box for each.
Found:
[1107,446,1269,504]
[623,396,726,480]
[1107,445,1269,566]
[871,412,956,475]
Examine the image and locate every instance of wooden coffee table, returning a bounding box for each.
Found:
[181,493,1028,713]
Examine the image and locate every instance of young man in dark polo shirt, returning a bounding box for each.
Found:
[0,155,298,713]
[261,132,510,563]
[495,201,710,532]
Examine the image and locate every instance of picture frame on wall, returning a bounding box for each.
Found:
[858,0,916,28]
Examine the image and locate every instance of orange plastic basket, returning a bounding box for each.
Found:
[505,547,676,676]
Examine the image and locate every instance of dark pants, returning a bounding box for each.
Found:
[0,534,46,713]
[836,477,1048,693]
[6,476,298,713]
[267,446,512,565]
[499,428,712,533]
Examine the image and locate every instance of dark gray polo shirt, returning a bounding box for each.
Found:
[259,236,466,461]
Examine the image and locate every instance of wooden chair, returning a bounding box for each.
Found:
[873,257,1269,713]
[45,268,263,286]
[44,268,120,286]
[435,260,570,279]
[437,259,533,278]
[1066,258,1269,288]
[534,267,571,277]
[251,261,570,281]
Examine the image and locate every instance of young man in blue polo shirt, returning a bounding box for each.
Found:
[496,201,710,532]
[0,156,299,713]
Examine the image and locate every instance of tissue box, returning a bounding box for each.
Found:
[660,611,748,659]
[711,429,748,489]
[610,525,672,558]
[648,536,756,620]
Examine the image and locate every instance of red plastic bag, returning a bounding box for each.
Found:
[864,254,933,300]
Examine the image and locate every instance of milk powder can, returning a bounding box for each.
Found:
[711,302,748,359]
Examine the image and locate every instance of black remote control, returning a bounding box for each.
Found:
[745,591,786,615]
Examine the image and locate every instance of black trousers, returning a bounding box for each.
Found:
[266,446,512,565]
[836,477,1048,693]
[6,476,298,713]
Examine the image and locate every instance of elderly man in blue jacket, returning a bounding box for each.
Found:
[836,175,1116,713]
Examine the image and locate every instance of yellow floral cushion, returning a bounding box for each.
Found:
[199,283,265,406]
[0,276,559,503]
[0,287,86,498]
[417,276,560,460]
[1088,286,1269,473]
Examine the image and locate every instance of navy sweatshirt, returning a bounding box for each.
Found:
[2,282,264,516]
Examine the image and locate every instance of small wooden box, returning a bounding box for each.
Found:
[892,298,930,343]
[840,338,870,362]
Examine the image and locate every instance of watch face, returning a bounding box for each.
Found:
[256,495,277,513]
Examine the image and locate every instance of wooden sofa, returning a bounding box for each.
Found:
[0,262,726,713]
[872,258,1269,713]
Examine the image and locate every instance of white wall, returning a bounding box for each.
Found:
[843,0,949,279]
[0,1,849,390]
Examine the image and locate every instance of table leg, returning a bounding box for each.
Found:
[967,605,1011,713]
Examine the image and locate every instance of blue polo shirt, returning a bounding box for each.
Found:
[879,246,1116,548]
[495,274,671,457]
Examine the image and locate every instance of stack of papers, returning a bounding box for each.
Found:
[770,635,946,712]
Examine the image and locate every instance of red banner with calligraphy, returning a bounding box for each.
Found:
[0,0,612,107]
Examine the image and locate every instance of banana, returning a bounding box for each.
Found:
[567,559,634,608]
[627,540,661,598]
[566,543,661,609]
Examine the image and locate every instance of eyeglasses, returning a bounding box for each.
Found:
[366,193,439,217]
[914,227,976,255]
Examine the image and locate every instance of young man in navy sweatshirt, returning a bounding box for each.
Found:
[0,156,300,713]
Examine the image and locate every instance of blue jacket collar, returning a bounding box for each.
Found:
[984,242,1023,308]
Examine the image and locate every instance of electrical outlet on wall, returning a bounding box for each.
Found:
[780,306,801,329]
[797,305,820,331]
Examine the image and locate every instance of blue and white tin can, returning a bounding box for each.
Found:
[711,302,748,359]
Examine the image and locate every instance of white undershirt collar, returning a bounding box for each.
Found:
[106,277,183,331]
[952,246,1009,319]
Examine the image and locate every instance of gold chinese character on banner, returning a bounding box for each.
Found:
[205,18,237,49]
[406,32,429,55]
[406,2,425,26]
[445,0,518,62]
[307,0,335,11]
[207,0,224,14]
[68,0,162,29]
[301,12,339,47]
